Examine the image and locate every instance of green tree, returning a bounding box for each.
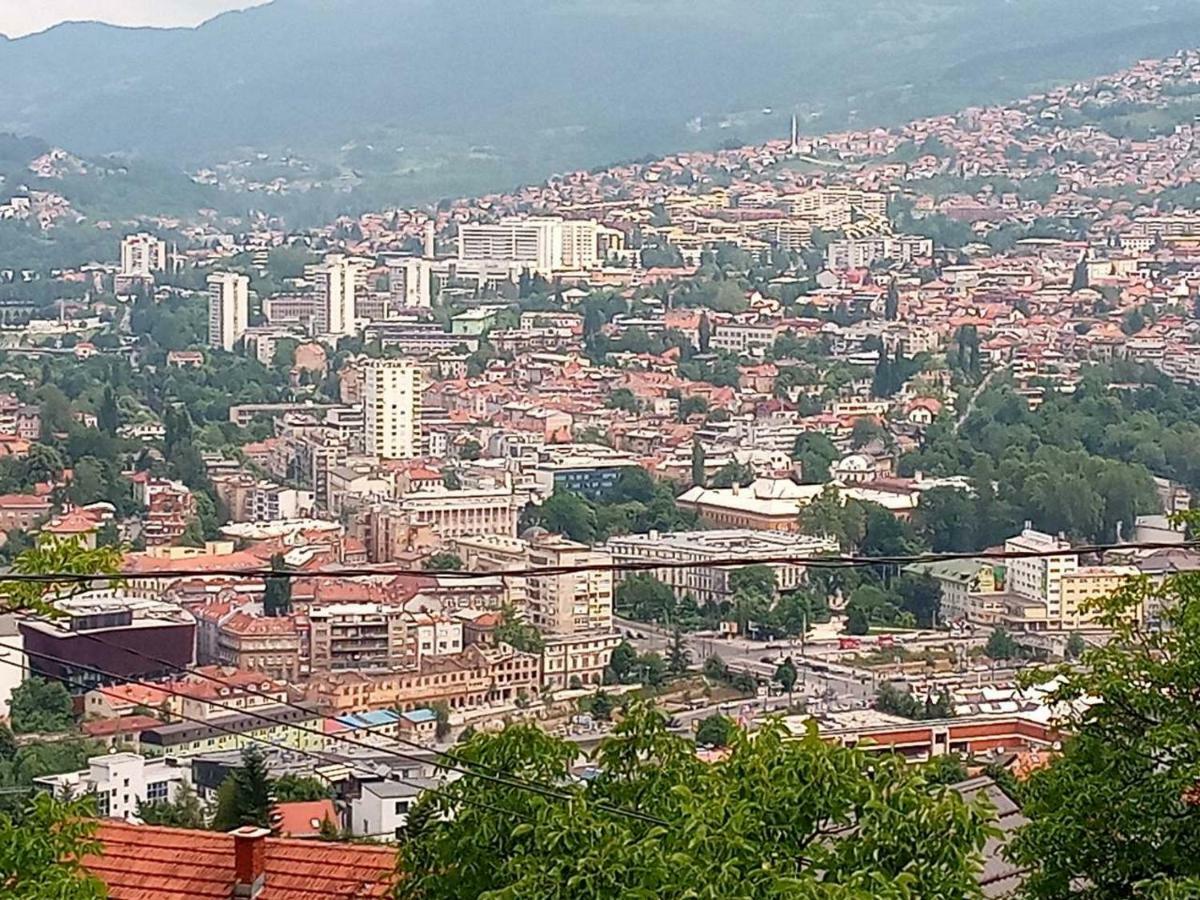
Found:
[429,702,452,742]
[695,713,736,747]
[262,553,292,617]
[792,432,839,483]
[690,439,705,487]
[395,703,995,898]
[1008,561,1200,896]
[698,311,712,352]
[709,460,754,488]
[137,781,206,829]
[607,640,638,682]
[422,553,464,572]
[212,746,273,831]
[9,676,73,734]
[615,575,675,623]
[666,627,691,674]
[458,438,482,461]
[773,657,798,700]
[530,491,597,543]
[0,793,105,899]
[272,774,332,803]
[885,278,899,320]
[97,385,120,435]
[1064,631,1085,661]
[985,627,1019,660]
[608,388,640,413]
[494,602,544,653]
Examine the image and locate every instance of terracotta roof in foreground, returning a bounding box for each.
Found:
[87,821,396,899]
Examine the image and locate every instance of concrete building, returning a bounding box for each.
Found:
[207,272,250,352]
[527,535,613,635]
[349,777,442,841]
[676,478,825,531]
[309,255,361,336]
[35,753,190,821]
[19,590,195,693]
[120,233,166,278]
[826,235,932,270]
[386,257,433,309]
[457,216,598,276]
[606,529,839,608]
[367,482,521,559]
[1004,527,1077,623]
[541,631,621,690]
[308,603,411,673]
[0,615,25,718]
[363,358,422,459]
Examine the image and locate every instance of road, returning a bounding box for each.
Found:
[615,616,876,703]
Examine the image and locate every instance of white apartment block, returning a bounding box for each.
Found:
[364,358,422,459]
[387,257,433,309]
[309,255,362,336]
[527,535,613,635]
[606,529,840,608]
[207,272,250,351]
[35,753,190,822]
[826,235,932,270]
[457,216,598,275]
[1004,527,1078,621]
[120,233,167,278]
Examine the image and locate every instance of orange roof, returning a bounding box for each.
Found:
[82,715,163,738]
[273,799,338,838]
[87,821,396,899]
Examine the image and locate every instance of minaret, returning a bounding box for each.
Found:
[423,221,435,259]
[789,114,799,155]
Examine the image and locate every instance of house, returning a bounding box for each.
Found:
[272,799,339,839]
[85,822,397,898]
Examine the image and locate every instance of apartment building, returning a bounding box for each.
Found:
[1004,527,1077,622]
[308,255,362,336]
[207,272,250,351]
[541,631,622,690]
[527,535,613,635]
[308,603,411,674]
[363,358,422,459]
[120,233,166,278]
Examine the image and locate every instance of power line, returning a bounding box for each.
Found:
[1,538,1193,585]
[0,651,516,824]
[18,640,665,827]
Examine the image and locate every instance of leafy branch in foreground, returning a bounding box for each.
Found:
[1,535,123,616]
[396,702,995,899]
[1008,512,1200,898]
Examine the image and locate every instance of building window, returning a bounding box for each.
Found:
[146,781,170,802]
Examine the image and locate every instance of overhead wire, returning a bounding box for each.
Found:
[0,538,1193,585]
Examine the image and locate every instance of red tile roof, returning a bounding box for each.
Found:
[88,821,396,899]
[272,800,338,838]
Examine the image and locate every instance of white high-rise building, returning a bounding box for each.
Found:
[206,272,250,352]
[457,216,597,275]
[363,358,422,459]
[560,219,599,270]
[120,233,167,278]
[387,257,433,309]
[309,255,362,336]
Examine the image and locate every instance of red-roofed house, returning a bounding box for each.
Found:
[0,492,52,531]
[86,822,396,899]
[272,799,339,839]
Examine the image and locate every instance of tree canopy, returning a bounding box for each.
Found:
[396,703,995,899]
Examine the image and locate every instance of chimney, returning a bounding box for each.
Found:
[232,826,269,899]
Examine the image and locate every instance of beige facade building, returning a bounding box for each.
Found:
[308,603,412,674]
[363,358,422,459]
[527,535,613,635]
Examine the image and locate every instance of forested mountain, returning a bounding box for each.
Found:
[3,0,1200,207]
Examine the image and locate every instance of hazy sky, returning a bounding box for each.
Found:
[0,1,270,38]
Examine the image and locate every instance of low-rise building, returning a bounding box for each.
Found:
[35,752,190,821]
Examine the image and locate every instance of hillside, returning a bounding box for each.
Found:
[3,0,1200,211]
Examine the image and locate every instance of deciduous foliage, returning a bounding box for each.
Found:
[137,781,206,829]
[1,535,123,616]
[494,602,544,653]
[395,703,995,898]
[0,793,105,899]
[9,676,74,734]
[1007,561,1200,897]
